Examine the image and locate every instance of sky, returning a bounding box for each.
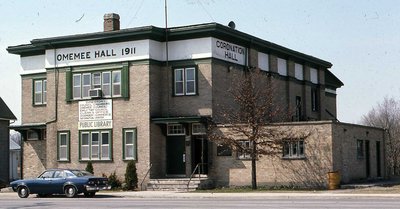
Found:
[1,0,399,124]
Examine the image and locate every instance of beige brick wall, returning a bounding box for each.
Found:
[22,140,46,178]
[209,121,385,188]
[21,75,48,124]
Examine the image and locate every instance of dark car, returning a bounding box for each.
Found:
[10,169,111,198]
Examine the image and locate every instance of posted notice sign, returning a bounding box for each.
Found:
[78,99,113,130]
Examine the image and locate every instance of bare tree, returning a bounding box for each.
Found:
[361,97,400,175]
[208,67,307,189]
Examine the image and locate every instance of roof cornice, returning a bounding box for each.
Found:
[7,22,332,68]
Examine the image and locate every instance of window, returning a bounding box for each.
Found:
[79,130,111,161]
[237,140,252,160]
[112,71,121,96]
[277,57,287,76]
[294,63,304,80]
[311,88,319,112]
[283,140,305,159]
[27,130,39,140]
[217,144,232,156]
[310,67,318,84]
[294,96,302,121]
[167,124,185,136]
[57,131,70,162]
[72,70,122,99]
[192,123,206,135]
[82,73,91,98]
[174,67,197,96]
[258,52,269,71]
[123,128,137,160]
[33,79,47,105]
[357,140,364,158]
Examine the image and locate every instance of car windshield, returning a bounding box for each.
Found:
[70,170,94,177]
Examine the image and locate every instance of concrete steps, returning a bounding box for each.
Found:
[147,177,213,191]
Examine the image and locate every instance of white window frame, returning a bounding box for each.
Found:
[123,128,137,160]
[73,74,82,99]
[185,68,196,95]
[80,130,111,161]
[102,71,111,97]
[58,131,69,161]
[82,73,91,98]
[34,79,47,105]
[81,132,90,160]
[112,70,121,97]
[73,70,123,99]
[167,124,186,136]
[283,140,305,159]
[174,67,197,96]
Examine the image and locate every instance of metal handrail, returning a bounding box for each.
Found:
[187,163,207,191]
[140,163,153,191]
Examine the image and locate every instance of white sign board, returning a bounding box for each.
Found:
[78,99,112,130]
[46,40,151,68]
[212,38,246,65]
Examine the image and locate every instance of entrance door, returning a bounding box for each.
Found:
[365,140,370,177]
[166,136,186,175]
[376,141,381,177]
[191,136,208,174]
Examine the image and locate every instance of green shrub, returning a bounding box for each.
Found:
[108,171,122,190]
[124,160,138,190]
[85,161,94,174]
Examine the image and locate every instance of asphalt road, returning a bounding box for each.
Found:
[1,194,400,209]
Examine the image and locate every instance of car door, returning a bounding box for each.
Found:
[31,170,54,194]
[51,170,67,194]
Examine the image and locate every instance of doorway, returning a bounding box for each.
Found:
[191,135,208,174]
[376,141,381,177]
[365,140,370,177]
[166,136,186,175]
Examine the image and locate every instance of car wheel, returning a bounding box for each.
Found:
[64,186,77,198]
[17,186,29,198]
[84,192,96,197]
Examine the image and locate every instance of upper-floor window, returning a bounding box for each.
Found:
[258,52,269,71]
[73,70,121,99]
[294,63,304,80]
[311,88,319,112]
[174,67,197,96]
[310,68,318,84]
[277,58,287,76]
[283,140,305,159]
[33,79,47,105]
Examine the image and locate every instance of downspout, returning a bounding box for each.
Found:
[165,0,170,117]
[46,43,58,124]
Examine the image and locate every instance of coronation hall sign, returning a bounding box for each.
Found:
[78,99,112,130]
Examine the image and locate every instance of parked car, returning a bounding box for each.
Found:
[10,169,111,198]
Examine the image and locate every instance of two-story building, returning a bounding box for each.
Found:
[7,14,385,189]
[0,97,17,186]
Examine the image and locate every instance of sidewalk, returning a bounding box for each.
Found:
[2,179,400,198]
